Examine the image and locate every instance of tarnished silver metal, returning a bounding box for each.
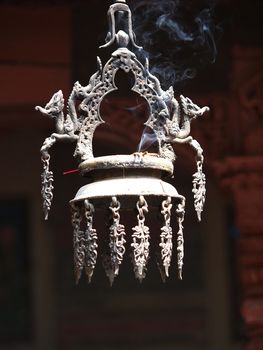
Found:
[176,198,186,280]
[41,153,54,220]
[36,0,208,283]
[131,196,150,282]
[71,202,85,284]
[193,155,206,221]
[103,197,126,285]
[159,197,173,278]
[70,200,98,284]
[83,200,98,283]
[100,0,141,50]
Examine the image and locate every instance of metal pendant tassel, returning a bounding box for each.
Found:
[176,198,186,280]
[41,152,54,221]
[193,155,206,222]
[71,202,85,284]
[83,200,98,283]
[104,197,126,286]
[132,196,150,282]
[159,197,173,279]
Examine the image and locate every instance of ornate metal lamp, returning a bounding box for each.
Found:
[36,0,209,285]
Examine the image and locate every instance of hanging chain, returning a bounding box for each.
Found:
[84,200,98,283]
[159,197,173,279]
[131,196,150,282]
[41,152,54,220]
[176,197,185,280]
[71,202,85,284]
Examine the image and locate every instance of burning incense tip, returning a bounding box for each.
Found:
[63,169,79,175]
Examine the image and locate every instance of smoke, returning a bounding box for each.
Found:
[137,127,158,152]
[130,0,221,89]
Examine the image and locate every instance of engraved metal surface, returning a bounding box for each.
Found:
[176,198,186,280]
[83,200,98,283]
[71,202,85,284]
[159,197,173,278]
[105,197,126,285]
[131,196,150,282]
[37,0,208,283]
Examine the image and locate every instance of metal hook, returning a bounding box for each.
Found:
[100,1,142,49]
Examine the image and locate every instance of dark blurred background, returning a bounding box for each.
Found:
[0,1,262,350]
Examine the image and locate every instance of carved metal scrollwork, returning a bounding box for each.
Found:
[132,196,150,282]
[159,197,173,279]
[83,200,98,283]
[71,200,98,284]
[71,202,85,284]
[41,152,54,220]
[176,198,186,280]
[103,197,126,285]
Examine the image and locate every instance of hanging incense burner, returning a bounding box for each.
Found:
[36,0,209,284]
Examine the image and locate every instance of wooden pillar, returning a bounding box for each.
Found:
[215,157,263,350]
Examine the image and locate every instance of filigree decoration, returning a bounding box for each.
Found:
[103,197,126,285]
[159,197,173,278]
[83,200,98,283]
[193,157,206,221]
[71,200,98,284]
[176,198,186,280]
[36,91,79,218]
[164,95,209,143]
[75,48,166,160]
[131,196,150,282]
[35,59,103,218]
[71,202,85,284]
[41,153,54,220]
[188,138,206,221]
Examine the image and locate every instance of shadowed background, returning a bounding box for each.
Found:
[0,1,262,350]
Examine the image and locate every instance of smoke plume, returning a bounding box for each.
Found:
[130,0,221,89]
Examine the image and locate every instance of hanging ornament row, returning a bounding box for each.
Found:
[71,196,186,284]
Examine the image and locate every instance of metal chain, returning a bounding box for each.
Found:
[110,196,121,223]
[136,195,149,224]
[161,196,172,225]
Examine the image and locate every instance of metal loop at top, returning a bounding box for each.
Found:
[84,199,94,216]
[100,0,142,49]
[111,196,120,209]
[41,152,50,161]
[196,158,204,172]
[161,196,172,211]
[136,196,148,224]
[110,197,121,221]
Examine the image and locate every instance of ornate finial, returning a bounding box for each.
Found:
[100,0,142,49]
